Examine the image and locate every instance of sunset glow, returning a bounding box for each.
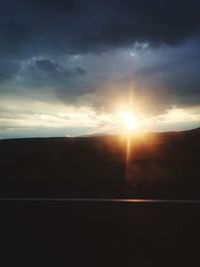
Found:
[121,112,137,131]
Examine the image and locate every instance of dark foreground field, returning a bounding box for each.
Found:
[0,200,200,266]
[0,128,200,266]
[0,127,200,198]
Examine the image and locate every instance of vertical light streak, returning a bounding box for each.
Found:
[125,133,132,184]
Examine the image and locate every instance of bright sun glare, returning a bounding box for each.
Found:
[121,112,136,130]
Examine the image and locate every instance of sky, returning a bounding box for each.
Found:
[0,0,200,138]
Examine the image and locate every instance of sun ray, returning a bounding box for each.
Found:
[121,111,137,131]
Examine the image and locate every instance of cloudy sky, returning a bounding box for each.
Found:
[0,0,200,138]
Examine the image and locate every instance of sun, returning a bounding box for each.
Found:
[121,111,137,130]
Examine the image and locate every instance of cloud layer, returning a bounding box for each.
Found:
[0,0,200,137]
[1,0,200,57]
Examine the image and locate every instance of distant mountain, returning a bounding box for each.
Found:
[187,126,200,134]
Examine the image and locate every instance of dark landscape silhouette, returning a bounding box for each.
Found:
[0,127,200,266]
[0,127,200,199]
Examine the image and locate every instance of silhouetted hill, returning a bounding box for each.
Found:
[0,127,200,198]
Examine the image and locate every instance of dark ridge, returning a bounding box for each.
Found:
[0,127,200,199]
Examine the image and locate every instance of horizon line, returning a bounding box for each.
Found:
[0,198,200,204]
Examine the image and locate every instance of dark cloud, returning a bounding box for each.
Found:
[0,0,199,85]
[35,59,61,72]
[0,60,19,82]
[0,19,28,59]
[34,58,86,78]
[0,0,200,116]
[75,67,86,75]
[0,0,200,59]
[133,42,200,97]
[13,58,87,93]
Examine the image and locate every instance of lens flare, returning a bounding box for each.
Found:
[121,112,136,130]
